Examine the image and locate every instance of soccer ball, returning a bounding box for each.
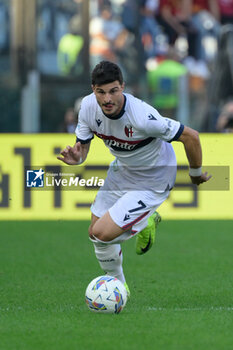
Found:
[85,275,127,314]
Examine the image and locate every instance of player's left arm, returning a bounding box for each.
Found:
[177,126,212,185]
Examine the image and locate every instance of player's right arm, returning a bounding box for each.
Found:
[57,141,90,165]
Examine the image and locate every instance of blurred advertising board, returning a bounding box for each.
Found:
[0,134,232,220]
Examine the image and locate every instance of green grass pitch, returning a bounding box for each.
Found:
[0,220,233,350]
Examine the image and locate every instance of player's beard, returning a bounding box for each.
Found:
[101,103,117,117]
[101,97,124,118]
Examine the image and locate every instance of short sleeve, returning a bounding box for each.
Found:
[138,102,184,142]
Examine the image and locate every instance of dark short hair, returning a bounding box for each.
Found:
[91,61,123,86]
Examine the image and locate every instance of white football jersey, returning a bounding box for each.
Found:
[75,92,184,192]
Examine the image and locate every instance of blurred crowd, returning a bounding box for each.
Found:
[0,0,233,133]
[55,0,233,132]
[33,0,233,78]
[89,0,233,71]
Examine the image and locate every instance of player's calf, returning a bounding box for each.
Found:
[93,241,126,284]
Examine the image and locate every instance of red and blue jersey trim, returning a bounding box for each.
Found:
[94,132,155,152]
[122,210,150,230]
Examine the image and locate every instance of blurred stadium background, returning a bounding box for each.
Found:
[0,2,233,349]
[0,0,233,133]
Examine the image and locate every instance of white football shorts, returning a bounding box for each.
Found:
[91,188,170,243]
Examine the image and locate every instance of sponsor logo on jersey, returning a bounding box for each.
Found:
[107,139,136,150]
[124,124,134,137]
[94,132,155,152]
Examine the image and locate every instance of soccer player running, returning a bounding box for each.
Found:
[58,61,211,297]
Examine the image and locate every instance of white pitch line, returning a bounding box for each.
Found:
[148,307,233,311]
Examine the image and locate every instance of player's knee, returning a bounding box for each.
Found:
[88,224,97,240]
[91,224,111,242]
[88,224,93,237]
[88,222,109,241]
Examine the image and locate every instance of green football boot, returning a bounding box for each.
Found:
[136,211,161,255]
[124,282,131,299]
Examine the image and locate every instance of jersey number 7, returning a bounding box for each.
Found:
[128,200,146,213]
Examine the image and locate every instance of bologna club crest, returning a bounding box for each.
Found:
[124,124,133,137]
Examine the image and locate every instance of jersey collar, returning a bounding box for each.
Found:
[103,94,126,120]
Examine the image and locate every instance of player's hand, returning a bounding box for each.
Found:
[190,172,212,185]
[57,142,82,165]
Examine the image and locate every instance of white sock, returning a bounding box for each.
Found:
[93,242,126,284]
